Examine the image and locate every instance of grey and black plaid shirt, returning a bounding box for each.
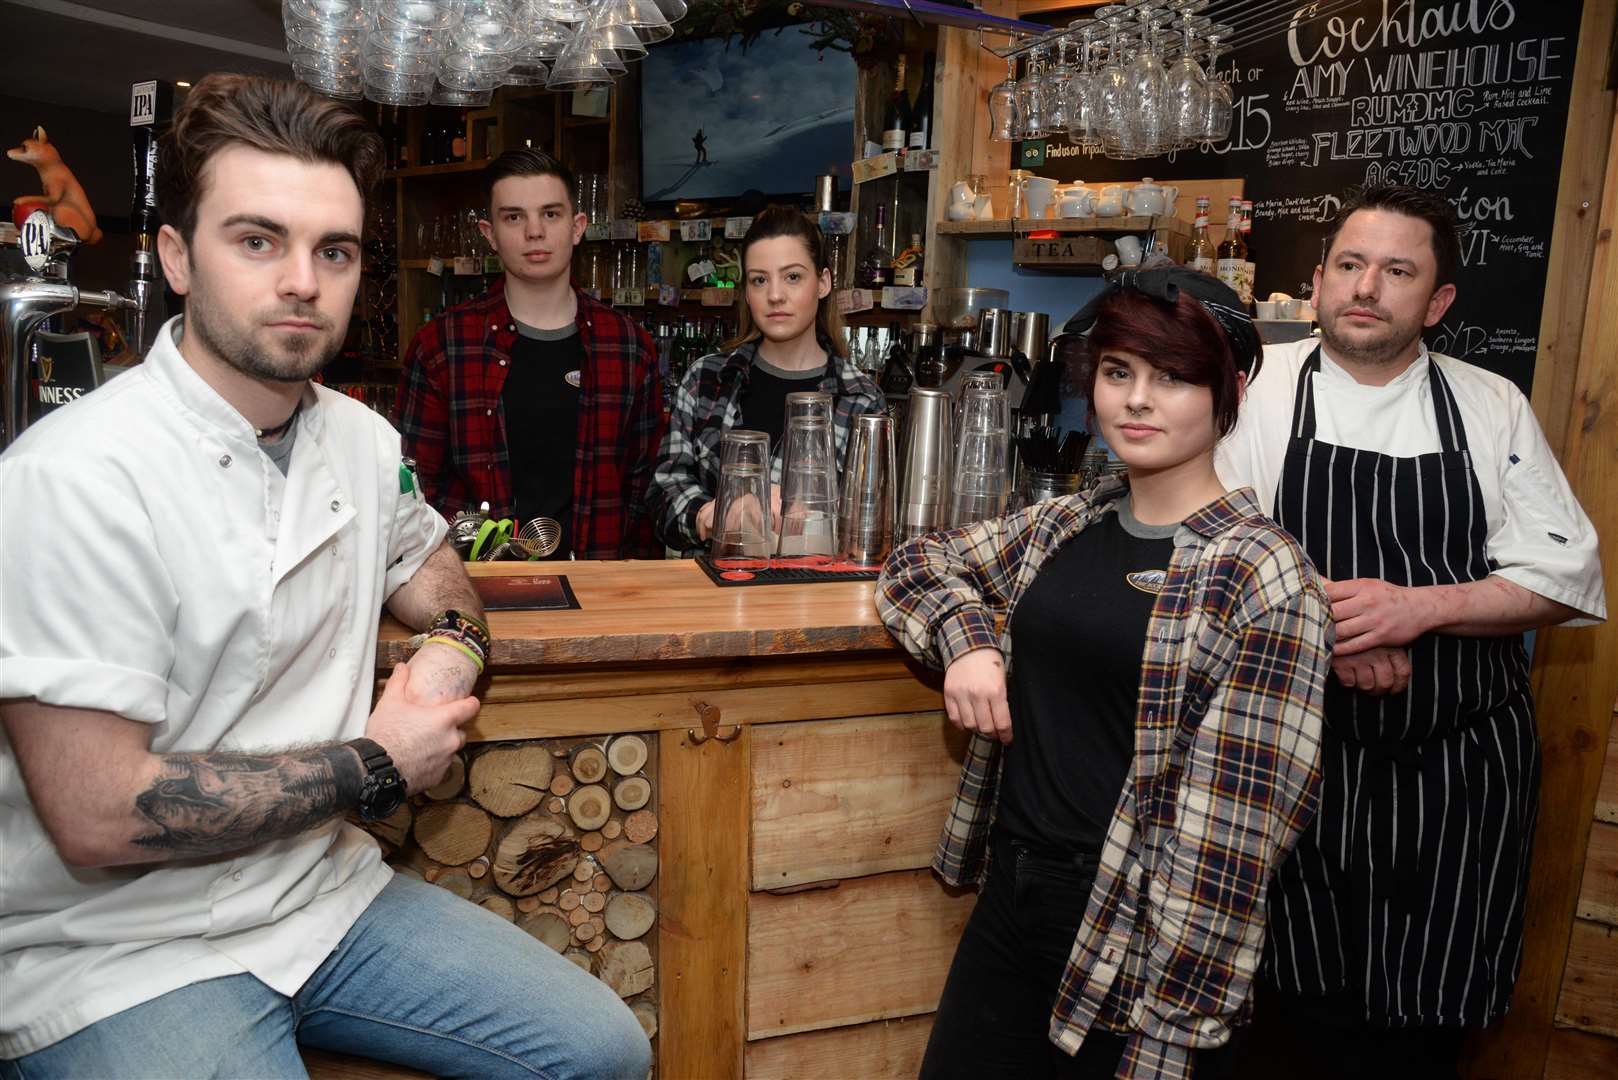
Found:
[648,340,883,555]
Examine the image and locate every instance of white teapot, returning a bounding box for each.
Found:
[1093,185,1126,217]
[1125,177,1179,217]
[1056,184,1093,217]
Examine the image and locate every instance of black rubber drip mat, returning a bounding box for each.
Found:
[695,554,882,586]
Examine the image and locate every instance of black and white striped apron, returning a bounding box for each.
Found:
[1261,348,1539,1027]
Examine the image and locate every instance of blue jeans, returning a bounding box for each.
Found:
[1,874,650,1080]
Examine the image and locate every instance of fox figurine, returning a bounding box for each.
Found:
[8,126,102,245]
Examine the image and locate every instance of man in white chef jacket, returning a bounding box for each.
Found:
[0,74,648,1079]
[1217,184,1604,1075]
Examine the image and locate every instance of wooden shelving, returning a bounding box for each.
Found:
[384,158,493,180]
[934,215,1190,238]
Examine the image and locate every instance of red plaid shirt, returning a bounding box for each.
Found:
[395,280,666,559]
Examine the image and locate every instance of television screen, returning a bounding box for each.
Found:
[640,30,856,203]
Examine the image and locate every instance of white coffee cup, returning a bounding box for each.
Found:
[1255,300,1280,319]
[1115,235,1143,267]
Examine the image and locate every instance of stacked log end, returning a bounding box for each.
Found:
[361,732,660,1063]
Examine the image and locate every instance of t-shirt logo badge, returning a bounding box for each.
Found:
[564,370,582,388]
[1126,569,1166,595]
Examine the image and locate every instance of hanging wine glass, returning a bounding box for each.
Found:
[1044,38,1074,135]
[1166,13,1210,149]
[1126,5,1170,156]
[1094,14,1132,157]
[1017,46,1050,140]
[1200,24,1234,144]
[987,54,1019,142]
[1067,22,1100,150]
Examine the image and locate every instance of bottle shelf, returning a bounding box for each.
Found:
[383,159,493,180]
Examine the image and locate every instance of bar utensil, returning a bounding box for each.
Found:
[776,408,839,559]
[838,412,897,565]
[898,387,953,542]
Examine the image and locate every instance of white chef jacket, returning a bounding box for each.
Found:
[1216,337,1605,625]
[0,317,448,1057]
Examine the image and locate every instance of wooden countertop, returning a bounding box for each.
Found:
[378,560,897,667]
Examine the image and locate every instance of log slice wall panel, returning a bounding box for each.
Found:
[743,1014,934,1079]
[750,712,967,890]
[746,867,975,1040]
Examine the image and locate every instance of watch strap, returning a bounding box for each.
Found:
[347,736,393,771]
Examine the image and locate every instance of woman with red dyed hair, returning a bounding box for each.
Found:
[877,268,1333,1079]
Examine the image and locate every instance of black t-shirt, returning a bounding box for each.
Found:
[503,319,585,559]
[995,499,1179,854]
[738,356,827,456]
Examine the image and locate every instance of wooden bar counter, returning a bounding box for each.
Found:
[323,560,970,1080]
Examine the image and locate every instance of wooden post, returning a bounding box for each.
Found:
[657,725,750,1080]
[1529,0,1618,456]
[1464,31,1618,1075]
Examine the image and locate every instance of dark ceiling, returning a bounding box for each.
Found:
[1,0,292,114]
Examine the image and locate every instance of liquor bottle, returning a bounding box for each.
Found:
[891,233,925,287]
[1215,197,1247,295]
[908,53,935,152]
[879,326,916,399]
[880,55,909,153]
[1238,199,1256,304]
[1187,196,1215,275]
[857,205,893,289]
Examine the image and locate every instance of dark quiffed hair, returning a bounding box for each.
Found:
[1073,288,1246,437]
[723,206,847,359]
[156,74,384,243]
[483,147,577,211]
[1321,183,1463,289]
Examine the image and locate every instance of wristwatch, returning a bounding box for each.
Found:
[347,737,406,821]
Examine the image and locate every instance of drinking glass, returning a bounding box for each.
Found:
[1093,15,1131,156]
[1016,47,1049,139]
[1067,25,1100,149]
[711,430,774,564]
[1166,15,1209,149]
[1043,39,1073,134]
[776,412,839,560]
[1200,25,1234,143]
[1126,8,1170,156]
[987,56,1018,142]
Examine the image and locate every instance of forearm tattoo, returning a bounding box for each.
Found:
[131,745,363,857]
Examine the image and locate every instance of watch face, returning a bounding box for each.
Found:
[360,773,405,821]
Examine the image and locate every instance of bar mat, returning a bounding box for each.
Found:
[696,555,881,586]
[474,573,581,611]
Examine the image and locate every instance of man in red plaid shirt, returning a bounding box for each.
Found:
[396,149,666,559]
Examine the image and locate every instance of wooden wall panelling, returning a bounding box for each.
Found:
[1466,16,1618,1069]
[1544,1025,1618,1080]
[469,677,942,742]
[1578,821,1618,927]
[658,726,750,1080]
[743,1014,935,1079]
[750,712,967,890]
[1530,0,1618,455]
[746,867,975,1040]
[1553,918,1618,1038]
[1597,715,1618,825]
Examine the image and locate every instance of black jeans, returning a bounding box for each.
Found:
[920,834,1243,1080]
[1233,984,1466,1080]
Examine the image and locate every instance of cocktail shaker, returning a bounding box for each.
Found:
[838,413,897,565]
[898,387,953,542]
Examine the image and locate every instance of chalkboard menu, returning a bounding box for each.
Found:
[1032,2,1585,394]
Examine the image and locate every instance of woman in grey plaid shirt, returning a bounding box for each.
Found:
[877,268,1333,1079]
[648,208,883,555]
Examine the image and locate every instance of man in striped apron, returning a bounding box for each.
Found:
[1215,184,1606,1076]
